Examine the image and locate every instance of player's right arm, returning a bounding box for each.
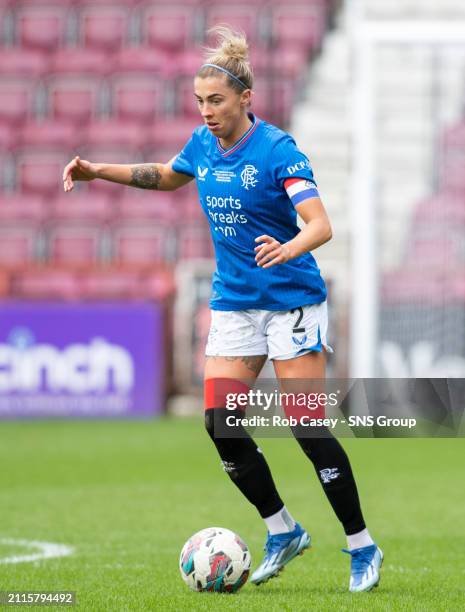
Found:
[62,156,193,192]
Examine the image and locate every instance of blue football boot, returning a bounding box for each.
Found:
[250,523,311,585]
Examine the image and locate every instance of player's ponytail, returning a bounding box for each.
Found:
[197,25,253,92]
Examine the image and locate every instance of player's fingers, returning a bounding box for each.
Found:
[261,254,284,269]
[257,247,281,266]
[255,240,280,257]
[255,243,276,262]
[254,234,273,244]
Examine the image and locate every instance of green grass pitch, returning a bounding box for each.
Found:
[0,417,464,611]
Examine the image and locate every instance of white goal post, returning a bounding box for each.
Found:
[349,11,465,377]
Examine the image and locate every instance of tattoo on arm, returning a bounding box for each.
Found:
[130,164,162,190]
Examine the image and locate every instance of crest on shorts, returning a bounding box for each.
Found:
[240,164,259,190]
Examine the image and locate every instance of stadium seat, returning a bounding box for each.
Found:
[178,194,204,222]
[80,267,144,299]
[15,150,66,196]
[176,49,204,77]
[110,74,166,122]
[177,224,213,260]
[0,193,46,222]
[142,6,194,52]
[15,6,70,52]
[442,121,465,158]
[78,6,129,53]
[176,77,200,118]
[113,47,171,77]
[0,124,15,150]
[10,267,80,301]
[47,76,103,124]
[0,268,10,298]
[116,191,178,223]
[0,49,49,77]
[270,5,326,52]
[412,195,465,228]
[271,46,308,80]
[50,48,109,75]
[149,117,200,149]
[112,223,175,265]
[406,237,458,267]
[142,266,177,301]
[50,192,113,223]
[205,6,261,42]
[47,225,104,266]
[0,226,40,268]
[250,77,273,122]
[0,78,36,126]
[440,159,465,193]
[20,120,78,148]
[84,119,147,149]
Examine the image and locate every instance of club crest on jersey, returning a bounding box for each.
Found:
[240,164,259,190]
[197,166,209,180]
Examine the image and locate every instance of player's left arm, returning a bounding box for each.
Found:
[255,195,332,269]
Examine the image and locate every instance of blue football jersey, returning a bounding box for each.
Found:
[172,113,327,311]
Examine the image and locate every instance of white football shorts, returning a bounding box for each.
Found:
[205,301,333,361]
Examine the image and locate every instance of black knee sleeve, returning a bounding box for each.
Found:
[205,408,284,518]
[293,427,366,535]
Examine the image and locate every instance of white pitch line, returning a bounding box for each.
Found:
[0,538,74,565]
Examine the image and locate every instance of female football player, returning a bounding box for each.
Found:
[63,26,382,592]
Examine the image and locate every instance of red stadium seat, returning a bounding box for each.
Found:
[178,194,204,222]
[50,48,109,75]
[11,267,80,301]
[142,6,194,52]
[47,76,102,124]
[110,74,166,122]
[149,117,200,149]
[271,46,308,80]
[0,193,46,222]
[84,119,147,149]
[20,120,78,148]
[442,121,465,158]
[142,266,177,301]
[78,6,129,52]
[113,47,171,77]
[50,192,113,223]
[0,49,49,77]
[271,5,326,52]
[116,191,178,223]
[176,77,200,118]
[15,6,69,52]
[176,49,204,77]
[250,77,273,122]
[15,151,66,196]
[0,226,40,268]
[80,267,144,299]
[112,223,175,265]
[440,158,465,194]
[177,224,213,260]
[47,225,103,266]
[0,78,36,126]
[0,124,15,150]
[205,6,261,42]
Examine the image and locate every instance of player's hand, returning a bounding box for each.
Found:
[62,156,98,192]
[254,235,291,269]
